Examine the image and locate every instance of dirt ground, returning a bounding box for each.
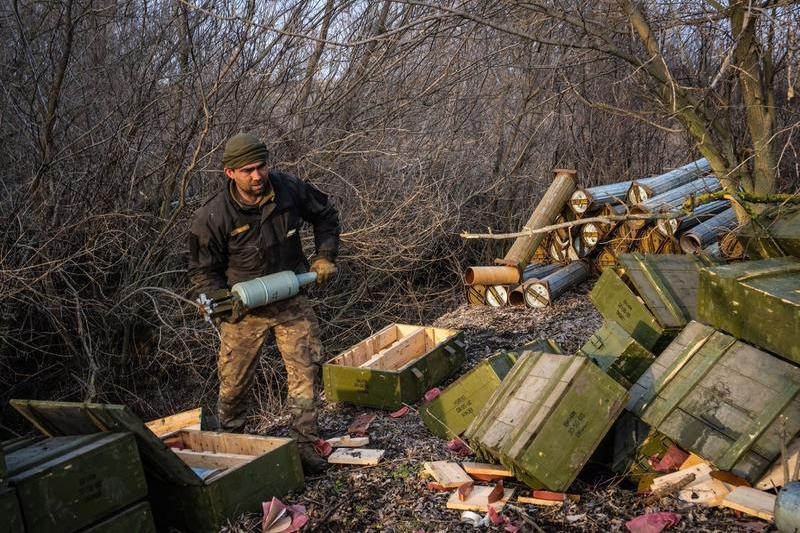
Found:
[227,286,772,532]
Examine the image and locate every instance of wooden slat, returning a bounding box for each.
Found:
[326,436,369,448]
[721,487,776,521]
[462,462,513,477]
[177,430,287,456]
[173,449,252,470]
[445,486,514,512]
[327,448,384,465]
[361,327,425,370]
[423,461,472,488]
[146,408,203,438]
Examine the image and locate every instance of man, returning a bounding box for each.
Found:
[188,133,340,473]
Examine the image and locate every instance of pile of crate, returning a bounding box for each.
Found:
[413,254,800,518]
[465,158,746,308]
[2,403,304,532]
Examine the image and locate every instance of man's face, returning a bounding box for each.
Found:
[225,161,268,202]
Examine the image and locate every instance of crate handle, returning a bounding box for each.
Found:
[411,368,424,380]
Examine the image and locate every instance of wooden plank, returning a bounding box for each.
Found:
[327,448,385,465]
[146,408,203,438]
[680,453,707,470]
[177,430,288,456]
[679,476,732,507]
[461,462,513,477]
[173,449,252,470]
[326,436,369,448]
[362,328,426,370]
[756,438,800,490]
[422,461,472,488]
[651,463,713,491]
[445,486,515,512]
[516,496,563,506]
[721,487,776,521]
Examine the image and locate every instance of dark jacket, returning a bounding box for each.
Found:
[188,171,341,295]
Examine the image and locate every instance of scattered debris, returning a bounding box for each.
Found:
[313,439,333,457]
[325,436,369,448]
[721,487,776,522]
[327,448,385,466]
[446,485,514,512]
[423,388,441,402]
[625,511,682,533]
[262,497,308,533]
[389,406,410,418]
[462,462,513,477]
[650,445,689,473]
[347,413,377,437]
[446,437,473,457]
[422,461,472,489]
[459,510,486,527]
[457,481,474,501]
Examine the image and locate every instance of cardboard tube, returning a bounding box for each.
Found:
[464,266,520,285]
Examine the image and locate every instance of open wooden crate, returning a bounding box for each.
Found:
[10,400,303,533]
[323,323,465,409]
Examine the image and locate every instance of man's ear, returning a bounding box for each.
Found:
[224,168,234,180]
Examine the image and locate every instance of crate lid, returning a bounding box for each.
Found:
[10,400,202,486]
[618,253,719,328]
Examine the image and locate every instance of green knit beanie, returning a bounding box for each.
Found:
[222,133,269,169]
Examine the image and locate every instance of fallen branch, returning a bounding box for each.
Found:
[642,473,696,506]
[460,211,684,240]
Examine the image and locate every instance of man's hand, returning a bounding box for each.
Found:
[310,257,337,284]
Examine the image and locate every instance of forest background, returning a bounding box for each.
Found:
[1,0,798,434]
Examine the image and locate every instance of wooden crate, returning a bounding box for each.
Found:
[0,487,25,533]
[82,501,155,533]
[463,353,628,491]
[611,412,675,482]
[590,253,716,351]
[9,400,304,533]
[579,320,655,389]
[4,433,146,533]
[419,351,520,439]
[323,323,465,409]
[628,321,800,483]
[698,257,800,364]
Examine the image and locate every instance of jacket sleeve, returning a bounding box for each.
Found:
[297,179,341,262]
[187,211,228,297]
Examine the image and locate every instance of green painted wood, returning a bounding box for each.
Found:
[618,253,719,329]
[590,268,667,351]
[715,381,800,471]
[323,327,465,410]
[579,320,655,389]
[9,400,304,533]
[0,487,25,533]
[7,433,147,533]
[522,338,563,354]
[610,412,674,480]
[642,331,734,428]
[419,351,518,438]
[147,436,303,533]
[634,321,800,482]
[82,501,156,533]
[465,354,628,490]
[698,257,800,364]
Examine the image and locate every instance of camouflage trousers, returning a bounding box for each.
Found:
[217,294,323,442]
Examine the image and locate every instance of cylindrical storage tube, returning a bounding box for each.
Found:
[640,227,666,253]
[596,248,618,272]
[658,237,681,254]
[627,158,710,204]
[719,231,746,259]
[679,208,738,254]
[525,261,589,307]
[521,263,561,282]
[509,285,526,306]
[775,481,800,533]
[569,234,594,259]
[581,222,602,247]
[523,280,550,308]
[464,266,520,285]
[548,239,569,263]
[630,176,721,223]
[569,180,634,216]
[231,270,316,308]
[702,242,723,259]
[465,284,487,305]
[485,285,510,307]
[503,169,577,268]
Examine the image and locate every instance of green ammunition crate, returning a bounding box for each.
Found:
[738,205,800,258]
[419,351,519,439]
[590,253,717,351]
[10,400,304,533]
[628,321,800,483]
[464,352,628,491]
[5,433,146,533]
[323,323,465,410]
[82,501,155,533]
[521,338,563,354]
[611,412,675,481]
[0,487,24,533]
[698,257,800,364]
[579,320,655,389]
